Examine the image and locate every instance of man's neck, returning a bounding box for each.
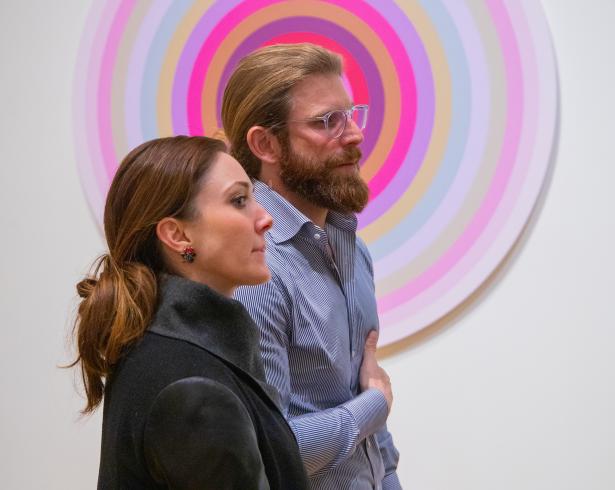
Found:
[275,186,328,229]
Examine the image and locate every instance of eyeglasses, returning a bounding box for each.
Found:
[272,104,369,139]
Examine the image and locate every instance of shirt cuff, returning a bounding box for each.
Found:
[382,471,402,490]
[343,389,389,442]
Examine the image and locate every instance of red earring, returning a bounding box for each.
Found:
[181,246,196,263]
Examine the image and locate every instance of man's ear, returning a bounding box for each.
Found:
[156,217,190,254]
[246,126,282,164]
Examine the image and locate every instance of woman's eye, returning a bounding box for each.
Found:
[232,195,247,208]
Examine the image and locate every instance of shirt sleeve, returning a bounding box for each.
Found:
[357,237,403,488]
[235,276,389,477]
[376,424,402,489]
[143,377,270,490]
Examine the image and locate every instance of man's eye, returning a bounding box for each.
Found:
[327,111,346,129]
[308,118,327,129]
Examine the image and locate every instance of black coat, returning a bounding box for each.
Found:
[97,275,309,489]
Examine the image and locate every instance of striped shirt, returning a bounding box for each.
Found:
[235,180,401,490]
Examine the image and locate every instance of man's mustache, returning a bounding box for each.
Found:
[325,147,363,168]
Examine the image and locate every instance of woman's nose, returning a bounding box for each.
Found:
[256,206,273,233]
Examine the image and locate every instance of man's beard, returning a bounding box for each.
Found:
[279,143,370,214]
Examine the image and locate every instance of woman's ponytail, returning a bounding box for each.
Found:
[72,255,157,413]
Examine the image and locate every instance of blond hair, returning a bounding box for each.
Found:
[221,43,342,178]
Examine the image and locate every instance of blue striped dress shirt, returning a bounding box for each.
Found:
[235,180,401,490]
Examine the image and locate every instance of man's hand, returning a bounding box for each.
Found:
[359,330,393,412]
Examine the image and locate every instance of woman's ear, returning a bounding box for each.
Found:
[156,217,189,254]
[246,126,281,165]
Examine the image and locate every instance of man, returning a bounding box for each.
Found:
[223,43,401,489]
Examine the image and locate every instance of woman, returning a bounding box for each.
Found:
[71,136,309,489]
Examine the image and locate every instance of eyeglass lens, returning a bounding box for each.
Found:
[350,106,368,130]
[327,106,368,137]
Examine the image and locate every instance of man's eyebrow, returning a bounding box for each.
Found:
[309,104,354,118]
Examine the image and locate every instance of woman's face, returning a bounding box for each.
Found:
[181,152,272,296]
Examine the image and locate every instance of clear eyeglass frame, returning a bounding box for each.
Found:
[272,104,369,139]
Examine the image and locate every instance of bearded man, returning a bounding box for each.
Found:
[223,43,401,490]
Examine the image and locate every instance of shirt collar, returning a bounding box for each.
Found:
[326,208,359,234]
[252,179,359,243]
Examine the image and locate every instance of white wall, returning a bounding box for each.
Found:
[1,1,613,488]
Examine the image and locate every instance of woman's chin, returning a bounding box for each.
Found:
[240,268,271,287]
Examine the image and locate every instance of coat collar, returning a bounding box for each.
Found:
[148,274,269,388]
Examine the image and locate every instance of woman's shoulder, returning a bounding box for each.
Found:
[142,376,270,488]
[117,329,208,364]
[145,377,253,431]
[146,377,252,426]
[106,332,240,407]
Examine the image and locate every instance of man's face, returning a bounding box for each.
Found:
[278,73,369,214]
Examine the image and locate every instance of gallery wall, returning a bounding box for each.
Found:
[0,1,613,488]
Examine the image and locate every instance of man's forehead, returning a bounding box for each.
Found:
[288,73,352,115]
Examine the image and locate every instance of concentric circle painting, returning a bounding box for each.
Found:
[74,0,558,346]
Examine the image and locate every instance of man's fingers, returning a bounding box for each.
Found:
[364,330,379,355]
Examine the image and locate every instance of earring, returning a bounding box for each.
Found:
[181,246,196,263]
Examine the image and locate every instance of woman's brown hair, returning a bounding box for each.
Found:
[71,135,226,413]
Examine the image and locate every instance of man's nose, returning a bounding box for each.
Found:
[339,117,364,146]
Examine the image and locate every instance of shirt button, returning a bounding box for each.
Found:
[314,233,321,240]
